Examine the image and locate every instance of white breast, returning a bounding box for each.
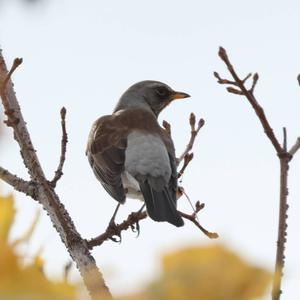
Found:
[121,171,144,201]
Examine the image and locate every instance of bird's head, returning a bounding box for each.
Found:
[114,80,190,117]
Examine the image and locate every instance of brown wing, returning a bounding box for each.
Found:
[86,115,128,203]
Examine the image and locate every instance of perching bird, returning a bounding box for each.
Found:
[86,81,190,227]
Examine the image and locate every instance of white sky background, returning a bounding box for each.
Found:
[0,0,300,298]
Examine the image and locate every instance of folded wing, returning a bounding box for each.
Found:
[86,115,127,203]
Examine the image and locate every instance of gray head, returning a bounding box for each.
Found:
[114,80,190,117]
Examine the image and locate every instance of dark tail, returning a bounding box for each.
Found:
[139,181,184,227]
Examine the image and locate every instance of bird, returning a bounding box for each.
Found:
[86,80,190,227]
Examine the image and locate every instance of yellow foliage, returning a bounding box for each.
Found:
[12,210,41,247]
[0,193,15,242]
[119,245,271,300]
[0,191,77,300]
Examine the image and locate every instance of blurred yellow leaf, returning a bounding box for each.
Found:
[0,190,77,300]
[150,245,271,300]
[12,209,41,247]
[119,245,271,300]
[0,193,15,243]
[32,246,45,272]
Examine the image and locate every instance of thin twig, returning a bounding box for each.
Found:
[250,73,259,93]
[162,120,171,136]
[226,86,244,95]
[177,113,205,165]
[217,46,282,154]
[1,58,23,90]
[164,115,203,177]
[51,107,68,187]
[0,58,23,128]
[178,153,194,178]
[179,212,218,239]
[288,137,300,156]
[0,166,38,199]
[179,187,199,222]
[179,200,218,239]
[283,128,287,151]
[242,73,252,83]
[213,71,239,86]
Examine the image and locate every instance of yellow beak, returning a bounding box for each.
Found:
[171,91,191,100]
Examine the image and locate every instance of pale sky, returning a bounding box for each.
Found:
[0,1,300,299]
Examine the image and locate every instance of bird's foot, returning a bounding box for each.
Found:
[130,217,141,237]
[107,219,122,243]
[106,203,122,242]
[130,204,145,237]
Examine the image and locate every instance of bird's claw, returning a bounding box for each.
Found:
[135,219,141,237]
[109,235,122,243]
[130,223,136,232]
[129,208,143,237]
[130,219,141,237]
[107,220,122,243]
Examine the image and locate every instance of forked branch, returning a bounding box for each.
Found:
[162,113,204,179]
[177,113,205,164]
[0,166,37,198]
[0,50,113,300]
[215,47,282,154]
[215,46,300,300]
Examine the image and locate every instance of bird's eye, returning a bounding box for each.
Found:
[155,87,168,98]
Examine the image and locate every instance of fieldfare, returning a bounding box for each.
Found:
[86,81,190,227]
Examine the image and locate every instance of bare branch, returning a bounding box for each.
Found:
[283,127,287,151]
[250,73,259,93]
[242,73,252,83]
[179,201,218,239]
[0,166,37,198]
[177,113,205,165]
[179,212,218,239]
[226,86,244,95]
[216,47,292,300]
[162,120,171,136]
[272,156,289,300]
[178,153,194,178]
[87,200,218,249]
[288,137,300,156]
[51,107,68,187]
[0,58,23,128]
[213,71,238,86]
[87,210,148,249]
[0,50,113,299]
[216,46,283,154]
[2,58,23,89]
